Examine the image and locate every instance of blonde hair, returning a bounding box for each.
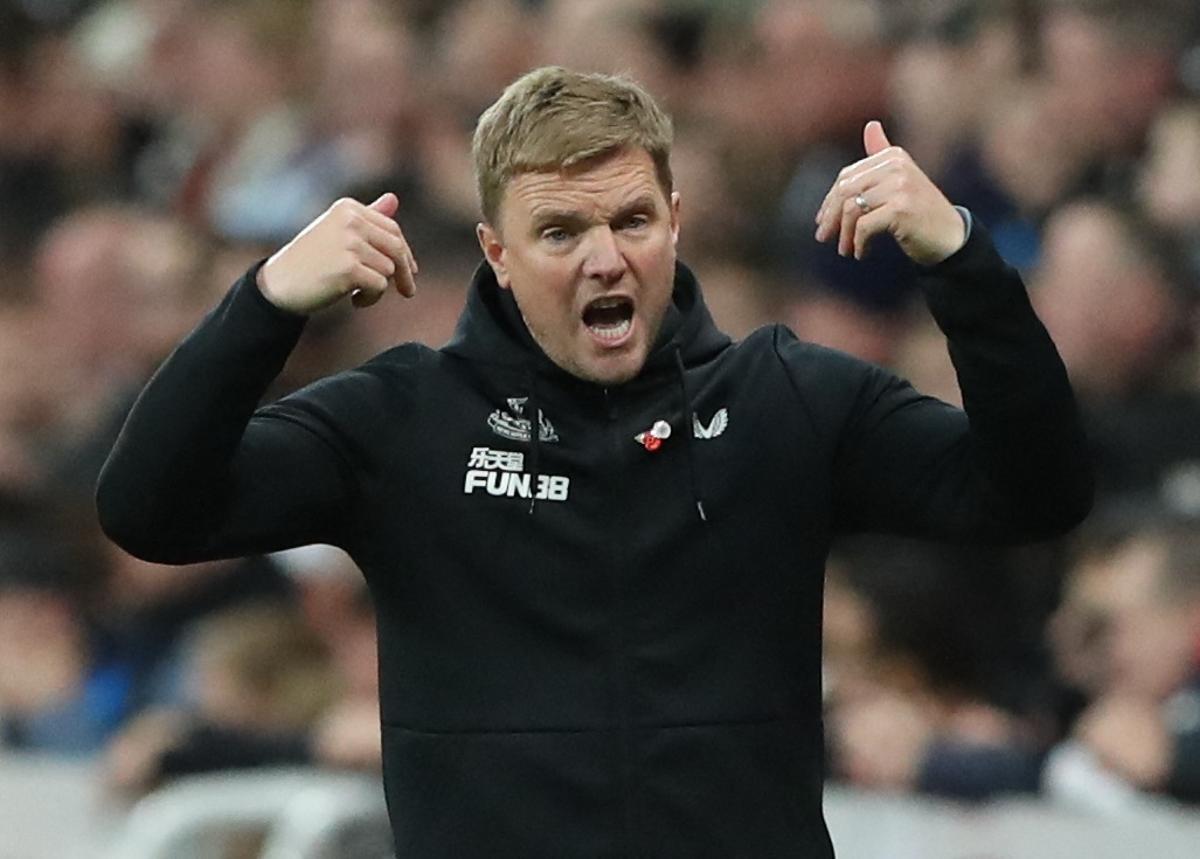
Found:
[472,66,674,225]
[192,603,338,732]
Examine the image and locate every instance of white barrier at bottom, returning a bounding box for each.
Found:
[3,756,1200,858]
[824,786,1200,859]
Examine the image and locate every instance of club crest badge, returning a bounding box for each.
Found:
[488,397,559,443]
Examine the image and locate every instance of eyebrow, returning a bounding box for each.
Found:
[530,194,660,231]
[530,209,589,232]
[611,194,660,222]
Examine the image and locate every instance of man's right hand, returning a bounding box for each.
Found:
[257,193,418,315]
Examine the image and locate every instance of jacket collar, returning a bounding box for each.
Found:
[442,260,731,383]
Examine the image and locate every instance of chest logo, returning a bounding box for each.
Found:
[693,408,729,440]
[464,447,570,502]
[488,397,559,443]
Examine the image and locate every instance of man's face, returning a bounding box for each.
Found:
[477,147,680,385]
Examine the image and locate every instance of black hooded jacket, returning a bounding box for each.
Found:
[97,219,1092,858]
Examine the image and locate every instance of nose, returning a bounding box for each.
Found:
[581,227,626,284]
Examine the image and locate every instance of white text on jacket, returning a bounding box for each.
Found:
[463,447,570,502]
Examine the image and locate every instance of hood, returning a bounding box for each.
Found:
[442,260,731,383]
[442,258,729,522]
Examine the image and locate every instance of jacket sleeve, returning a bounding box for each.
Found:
[779,219,1093,543]
[96,266,364,564]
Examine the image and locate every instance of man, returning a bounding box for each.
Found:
[98,67,1092,857]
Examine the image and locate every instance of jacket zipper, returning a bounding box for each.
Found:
[604,387,637,858]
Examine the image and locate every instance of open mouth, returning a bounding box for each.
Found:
[582,296,635,343]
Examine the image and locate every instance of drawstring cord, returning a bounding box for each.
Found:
[526,368,541,515]
[674,347,708,523]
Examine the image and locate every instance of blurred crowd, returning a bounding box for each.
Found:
[1,0,1200,821]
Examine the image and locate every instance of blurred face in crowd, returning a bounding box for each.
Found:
[0,589,85,714]
[1041,9,1176,154]
[1106,539,1200,700]
[1032,204,1174,398]
[1049,547,1140,695]
[478,147,681,385]
[1139,105,1200,231]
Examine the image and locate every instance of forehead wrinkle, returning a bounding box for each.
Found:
[508,153,664,221]
[520,183,665,227]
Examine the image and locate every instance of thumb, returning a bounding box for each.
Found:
[863,120,891,156]
[368,192,399,218]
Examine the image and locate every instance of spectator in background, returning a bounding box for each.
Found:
[1047,526,1140,730]
[105,548,383,796]
[90,548,294,720]
[127,0,329,240]
[1138,98,1200,289]
[30,205,208,450]
[1034,200,1191,404]
[276,545,383,773]
[951,78,1095,271]
[1031,199,1200,512]
[1045,526,1200,808]
[0,9,68,287]
[1039,0,1187,190]
[0,521,128,755]
[885,0,1021,181]
[105,601,338,795]
[824,538,1051,801]
[0,304,50,493]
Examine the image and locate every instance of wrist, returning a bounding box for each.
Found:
[931,207,968,265]
[256,258,313,317]
[256,261,288,311]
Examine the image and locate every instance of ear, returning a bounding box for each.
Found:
[669,192,681,248]
[476,222,510,289]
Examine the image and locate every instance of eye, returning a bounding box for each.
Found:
[620,214,650,230]
[540,226,572,244]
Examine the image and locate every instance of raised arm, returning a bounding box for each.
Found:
[96,194,418,563]
[800,122,1092,542]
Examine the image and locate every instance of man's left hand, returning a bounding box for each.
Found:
[815,121,965,265]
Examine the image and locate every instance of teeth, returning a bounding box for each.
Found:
[591,297,626,310]
[588,317,631,341]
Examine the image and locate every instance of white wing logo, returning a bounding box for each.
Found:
[692,408,728,440]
